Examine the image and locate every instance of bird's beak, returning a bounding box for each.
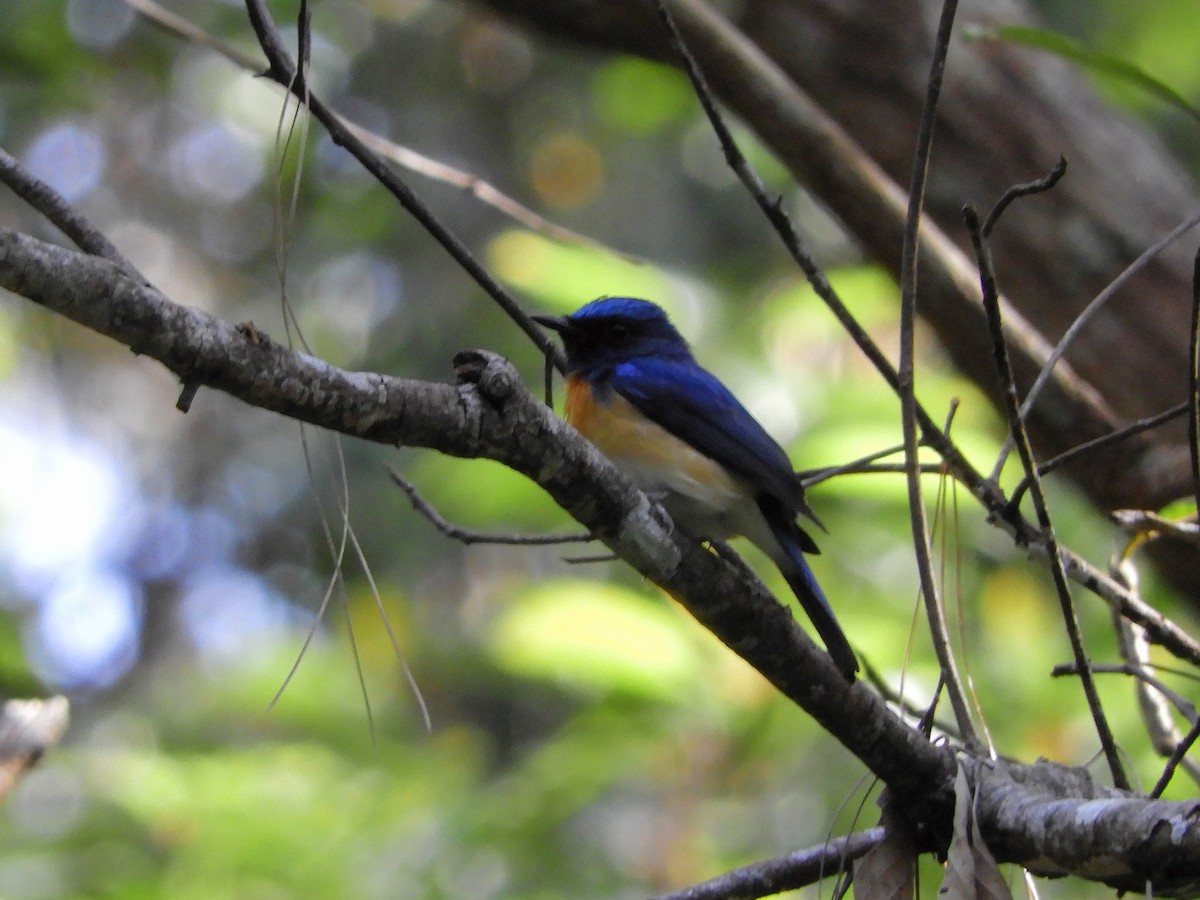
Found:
[531,313,570,333]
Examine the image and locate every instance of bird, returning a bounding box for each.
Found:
[533,296,857,680]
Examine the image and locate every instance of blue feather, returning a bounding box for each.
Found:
[536,296,857,677]
[610,357,814,526]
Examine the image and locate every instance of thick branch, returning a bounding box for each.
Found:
[970,758,1200,897]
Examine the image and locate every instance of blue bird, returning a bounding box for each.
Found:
[534,296,857,680]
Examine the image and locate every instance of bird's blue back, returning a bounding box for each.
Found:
[561,297,811,522]
[537,297,857,678]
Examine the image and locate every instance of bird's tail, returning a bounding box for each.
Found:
[760,505,857,680]
[778,553,858,680]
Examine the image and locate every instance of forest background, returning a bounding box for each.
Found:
[2,0,1200,897]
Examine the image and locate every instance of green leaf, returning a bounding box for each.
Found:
[1157,496,1198,520]
[591,57,695,135]
[971,24,1200,125]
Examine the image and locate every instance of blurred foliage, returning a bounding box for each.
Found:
[0,0,1198,897]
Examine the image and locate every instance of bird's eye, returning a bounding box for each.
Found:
[610,322,630,339]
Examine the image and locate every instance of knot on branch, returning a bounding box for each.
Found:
[453,349,517,404]
[969,757,1200,895]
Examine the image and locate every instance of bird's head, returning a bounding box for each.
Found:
[533,297,693,375]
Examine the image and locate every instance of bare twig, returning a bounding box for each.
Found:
[387,465,593,546]
[803,460,945,485]
[1189,247,1200,517]
[994,210,1200,479]
[1053,662,1198,722]
[0,147,140,277]
[241,0,564,368]
[966,203,1128,790]
[128,0,639,265]
[861,657,961,742]
[649,828,884,900]
[1111,509,1200,546]
[1009,401,1189,508]
[800,442,943,488]
[895,0,978,749]
[1055,548,1200,664]
[981,156,1067,239]
[345,120,642,263]
[123,0,263,69]
[1150,716,1200,799]
[1111,554,1200,789]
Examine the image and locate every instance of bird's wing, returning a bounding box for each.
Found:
[609,357,816,522]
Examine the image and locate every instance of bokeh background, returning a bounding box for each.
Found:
[1,1,1199,896]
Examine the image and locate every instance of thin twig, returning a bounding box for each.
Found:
[803,461,945,486]
[0,146,140,277]
[918,675,948,740]
[1111,509,1200,545]
[1189,247,1200,517]
[240,0,565,370]
[1111,553,1200,788]
[800,441,940,488]
[895,0,978,749]
[966,203,1129,791]
[346,120,643,263]
[981,156,1067,238]
[129,0,640,264]
[124,0,263,69]
[649,828,884,900]
[1150,716,1200,799]
[130,0,638,264]
[1055,548,1200,665]
[1052,662,1197,722]
[861,656,960,742]
[1008,401,1188,508]
[387,466,593,546]
[993,210,1200,479]
[562,551,619,564]
[542,352,555,407]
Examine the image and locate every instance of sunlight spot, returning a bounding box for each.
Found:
[0,424,125,593]
[180,568,295,663]
[30,569,142,688]
[25,123,105,202]
[169,121,265,204]
[66,0,135,50]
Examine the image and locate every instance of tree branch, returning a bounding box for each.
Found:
[649,828,882,899]
[10,221,1200,892]
[0,225,955,808]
